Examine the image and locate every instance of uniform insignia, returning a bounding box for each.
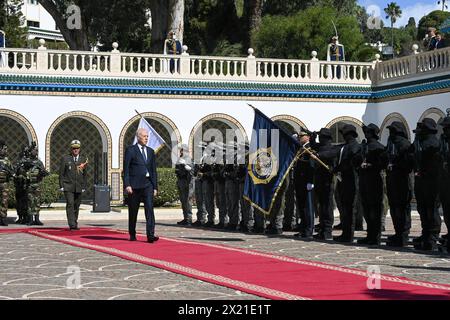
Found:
[247,147,278,185]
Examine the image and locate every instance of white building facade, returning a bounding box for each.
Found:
[1,42,449,203]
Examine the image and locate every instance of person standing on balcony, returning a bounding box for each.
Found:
[163,31,182,73]
[327,36,345,79]
[423,27,438,51]
[434,33,445,50]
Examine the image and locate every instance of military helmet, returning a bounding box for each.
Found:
[339,124,358,138]
[363,123,380,140]
[318,128,333,139]
[413,118,438,134]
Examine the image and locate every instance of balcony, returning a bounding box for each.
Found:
[0,40,449,91]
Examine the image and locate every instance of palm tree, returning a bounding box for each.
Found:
[384,2,402,57]
[437,0,448,11]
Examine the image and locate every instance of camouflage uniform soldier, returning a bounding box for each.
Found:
[175,145,194,226]
[0,140,14,226]
[25,142,48,226]
[14,147,31,224]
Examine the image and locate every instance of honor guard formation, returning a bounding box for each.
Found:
[174,111,450,254]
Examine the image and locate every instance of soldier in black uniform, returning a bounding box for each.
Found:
[175,145,193,226]
[293,128,315,240]
[411,119,442,251]
[439,111,450,252]
[385,122,414,247]
[59,140,88,230]
[311,128,339,240]
[355,124,386,245]
[333,124,361,243]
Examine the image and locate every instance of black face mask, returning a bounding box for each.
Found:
[344,133,355,143]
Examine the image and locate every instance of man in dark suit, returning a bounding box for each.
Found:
[123,128,159,243]
[59,140,88,230]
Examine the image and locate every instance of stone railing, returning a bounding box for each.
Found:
[0,40,377,86]
[375,45,450,85]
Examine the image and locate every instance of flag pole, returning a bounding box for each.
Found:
[134,109,171,151]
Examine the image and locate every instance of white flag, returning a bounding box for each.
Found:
[133,117,166,154]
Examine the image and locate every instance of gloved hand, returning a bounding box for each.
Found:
[307,183,314,191]
[82,189,86,193]
[178,158,186,165]
[185,165,192,171]
[60,188,64,192]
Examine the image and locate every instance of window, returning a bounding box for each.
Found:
[27,20,40,28]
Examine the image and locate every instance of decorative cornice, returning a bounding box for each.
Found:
[0,74,371,100]
[1,73,450,102]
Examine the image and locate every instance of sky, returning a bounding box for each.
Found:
[358,0,448,27]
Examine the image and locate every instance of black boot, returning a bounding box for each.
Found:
[26,215,34,226]
[33,214,44,226]
[0,217,8,226]
[16,216,24,224]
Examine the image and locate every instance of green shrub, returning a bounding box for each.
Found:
[40,174,62,207]
[154,168,179,207]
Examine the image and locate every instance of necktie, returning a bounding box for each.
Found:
[141,146,147,162]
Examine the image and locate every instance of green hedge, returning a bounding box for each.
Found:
[122,168,179,207]
[7,174,62,208]
[154,168,179,207]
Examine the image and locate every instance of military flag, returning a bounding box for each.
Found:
[243,107,301,215]
[133,112,167,154]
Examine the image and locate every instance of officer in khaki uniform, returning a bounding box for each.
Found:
[59,140,88,230]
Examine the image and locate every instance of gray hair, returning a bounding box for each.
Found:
[136,128,149,137]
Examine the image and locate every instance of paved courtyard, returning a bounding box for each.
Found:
[0,209,449,300]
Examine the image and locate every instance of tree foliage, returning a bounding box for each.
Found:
[252,6,375,61]
[0,0,28,48]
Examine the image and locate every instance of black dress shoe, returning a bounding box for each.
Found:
[129,236,137,241]
[177,219,192,226]
[204,221,215,228]
[70,227,80,231]
[192,221,203,227]
[147,236,160,243]
[265,228,283,235]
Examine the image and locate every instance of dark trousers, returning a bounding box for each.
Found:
[337,177,357,240]
[127,186,155,239]
[65,191,82,228]
[295,182,314,236]
[415,177,441,243]
[316,181,334,236]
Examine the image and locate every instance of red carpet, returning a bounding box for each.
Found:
[2,227,450,300]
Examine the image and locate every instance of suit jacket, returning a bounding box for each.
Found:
[123,144,158,190]
[59,154,88,193]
